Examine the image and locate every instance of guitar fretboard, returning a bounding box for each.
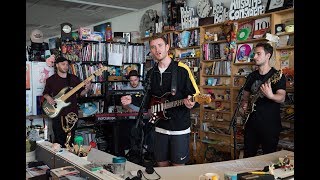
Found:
[151,97,195,113]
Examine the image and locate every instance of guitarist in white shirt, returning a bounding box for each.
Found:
[241,43,286,158]
[42,56,91,147]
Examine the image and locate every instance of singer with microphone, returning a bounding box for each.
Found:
[121,34,200,167]
[240,42,286,158]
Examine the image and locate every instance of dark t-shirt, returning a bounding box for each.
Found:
[42,73,84,116]
[244,68,286,132]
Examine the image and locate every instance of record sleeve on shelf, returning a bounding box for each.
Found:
[237,20,254,40]
[235,43,253,63]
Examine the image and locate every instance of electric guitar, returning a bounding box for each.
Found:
[42,66,108,118]
[149,93,211,124]
[242,70,282,128]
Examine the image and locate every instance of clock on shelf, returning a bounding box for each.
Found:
[197,0,212,18]
[61,22,73,41]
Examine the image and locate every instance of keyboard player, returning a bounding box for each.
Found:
[121,70,144,112]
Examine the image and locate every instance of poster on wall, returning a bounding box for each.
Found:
[26,62,31,90]
[26,90,33,116]
[31,62,54,115]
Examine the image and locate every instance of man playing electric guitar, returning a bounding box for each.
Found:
[121,35,200,167]
[42,56,91,147]
[241,43,286,158]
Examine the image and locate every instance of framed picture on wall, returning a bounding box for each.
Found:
[266,0,292,13]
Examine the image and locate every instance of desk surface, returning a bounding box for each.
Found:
[36,142,293,180]
[152,150,293,180]
[37,141,144,180]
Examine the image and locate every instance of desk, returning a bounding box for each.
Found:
[151,150,293,180]
[36,141,143,179]
[36,141,293,180]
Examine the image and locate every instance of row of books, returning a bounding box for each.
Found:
[204,61,231,76]
[62,41,145,64]
[106,43,145,64]
[80,42,107,62]
[202,43,228,60]
[69,63,106,82]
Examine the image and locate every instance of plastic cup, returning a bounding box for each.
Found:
[112,157,126,177]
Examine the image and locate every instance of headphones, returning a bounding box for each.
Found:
[125,168,161,180]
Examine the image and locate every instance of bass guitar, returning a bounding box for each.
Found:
[42,66,108,118]
[242,69,282,128]
[149,93,211,124]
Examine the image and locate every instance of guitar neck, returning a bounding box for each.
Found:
[61,74,95,101]
[163,96,194,110]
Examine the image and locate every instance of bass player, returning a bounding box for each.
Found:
[42,56,91,147]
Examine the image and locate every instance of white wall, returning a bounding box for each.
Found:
[45,0,270,42]
[92,3,162,33]
[44,3,162,42]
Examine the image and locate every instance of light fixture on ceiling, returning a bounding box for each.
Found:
[60,0,138,11]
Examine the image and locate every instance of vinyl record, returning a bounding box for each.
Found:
[237,28,250,41]
[236,44,252,62]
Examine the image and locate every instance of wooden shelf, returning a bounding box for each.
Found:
[233,75,247,77]
[176,57,200,60]
[211,99,231,102]
[286,87,294,92]
[202,75,231,77]
[174,46,200,50]
[237,38,268,44]
[26,114,48,120]
[276,46,294,50]
[201,22,225,28]
[202,59,228,62]
[233,62,255,66]
[276,32,294,36]
[203,40,227,44]
[201,85,231,89]
[203,109,232,114]
[175,27,200,32]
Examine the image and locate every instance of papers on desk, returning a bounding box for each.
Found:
[26,165,50,177]
[213,159,272,173]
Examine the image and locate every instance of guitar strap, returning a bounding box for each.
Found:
[67,73,71,89]
[257,67,276,89]
[171,61,178,95]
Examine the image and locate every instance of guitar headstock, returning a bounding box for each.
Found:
[94,66,108,76]
[194,94,212,104]
[270,70,282,84]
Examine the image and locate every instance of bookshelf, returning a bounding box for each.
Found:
[272,8,294,151]
[60,40,146,118]
[138,7,294,161]
[198,8,294,160]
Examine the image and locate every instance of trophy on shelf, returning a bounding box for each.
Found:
[61,112,78,151]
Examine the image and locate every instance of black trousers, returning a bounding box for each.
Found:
[243,124,280,158]
[51,116,76,148]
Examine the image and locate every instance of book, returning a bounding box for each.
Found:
[253,17,270,39]
[26,165,50,177]
[50,166,80,179]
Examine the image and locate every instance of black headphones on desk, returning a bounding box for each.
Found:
[125,168,161,180]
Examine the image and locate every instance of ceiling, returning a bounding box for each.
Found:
[26,0,161,44]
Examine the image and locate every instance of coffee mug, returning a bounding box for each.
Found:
[199,172,220,180]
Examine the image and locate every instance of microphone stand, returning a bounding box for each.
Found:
[126,62,157,166]
[229,75,250,160]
